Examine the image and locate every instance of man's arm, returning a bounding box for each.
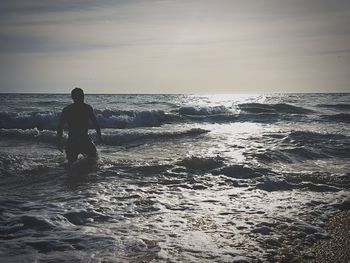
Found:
[57,110,66,152]
[89,107,102,142]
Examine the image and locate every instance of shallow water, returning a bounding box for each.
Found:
[1,93,350,262]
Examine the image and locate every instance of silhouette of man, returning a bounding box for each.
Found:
[57,88,102,163]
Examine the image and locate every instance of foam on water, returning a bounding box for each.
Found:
[0,127,209,146]
[0,93,350,262]
[179,105,230,115]
[238,102,314,114]
[1,94,348,130]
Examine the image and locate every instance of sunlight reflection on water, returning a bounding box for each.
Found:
[0,93,349,262]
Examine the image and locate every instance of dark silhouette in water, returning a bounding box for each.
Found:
[57,88,102,163]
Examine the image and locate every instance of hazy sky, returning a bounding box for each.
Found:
[0,0,349,93]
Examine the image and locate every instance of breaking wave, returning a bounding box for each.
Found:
[0,128,209,146]
[256,179,341,192]
[102,128,209,145]
[252,145,350,163]
[0,110,173,130]
[0,111,60,130]
[284,131,347,143]
[0,128,57,142]
[96,110,170,128]
[238,103,314,114]
[179,105,229,116]
[0,102,348,132]
[317,103,350,111]
[321,113,350,123]
[176,156,225,171]
[253,130,350,162]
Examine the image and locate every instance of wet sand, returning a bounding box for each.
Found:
[310,209,350,263]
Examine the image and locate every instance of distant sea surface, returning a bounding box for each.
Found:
[0,93,350,262]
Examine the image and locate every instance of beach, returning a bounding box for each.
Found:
[310,209,350,263]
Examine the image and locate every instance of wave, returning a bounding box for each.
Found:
[175,156,274,179]
[321,113,350,123]
[0,128,57,142]
[255,130,350,162]
[102,128,209,145]
[95,109,143,117]
[285,171,350,189]
[256,179,341,192]
[176,156,225,171]
[178,106,283,123]
[252,143,350,163]
[1,103,345,131]
[35,100,65,106]
[0,153,51,177]
[0,128,209,146]
[0,108,287,131]
[211,164,269,179]
[96,110,170,128]
[181,113,238,123]
[317,103,350,111]
[179,105,229,116]
[282,147,327,159]
[63,210,111,226]
[0,111,60,130]
[0,110,173,130]
[238,103,314,114]
[0,200,110,234]
[284,131,347,143]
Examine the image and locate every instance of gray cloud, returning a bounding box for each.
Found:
[319,49,350,55]
[0,34,134,54]
[0,0,125,15]
[0,0,349,92]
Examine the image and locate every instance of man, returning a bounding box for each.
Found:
[57,87,102,163]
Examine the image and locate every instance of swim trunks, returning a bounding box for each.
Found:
[65,136,97,163]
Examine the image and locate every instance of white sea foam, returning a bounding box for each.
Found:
[0,93,349,262]
[0,127,209,145]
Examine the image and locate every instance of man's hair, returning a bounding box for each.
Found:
[71,87,84,103]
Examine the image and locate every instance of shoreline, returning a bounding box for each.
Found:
[309,209,350,263]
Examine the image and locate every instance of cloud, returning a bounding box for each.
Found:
[319,49,350,55]
[0,0,350,92]
[0,0,123,15]
[0,34,134,54]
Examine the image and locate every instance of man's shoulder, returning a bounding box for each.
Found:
[63,104,74,112]
[62,103,93,113]
[83,103,93,111]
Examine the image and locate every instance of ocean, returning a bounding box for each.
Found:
[0,93,349,262]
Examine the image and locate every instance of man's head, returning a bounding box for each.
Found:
[71,87,84,103]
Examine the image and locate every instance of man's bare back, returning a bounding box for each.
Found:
[57,88,102,163]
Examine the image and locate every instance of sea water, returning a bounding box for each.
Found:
[0,93,349,262]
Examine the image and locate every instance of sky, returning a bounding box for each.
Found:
[0,0,349,93]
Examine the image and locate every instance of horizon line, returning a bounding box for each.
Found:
[1,91,349,95]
